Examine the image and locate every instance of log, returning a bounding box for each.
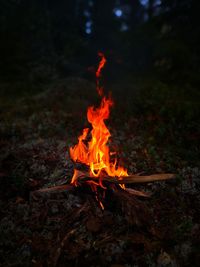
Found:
[102,173,176,184]
[30,171,175,201]
[124,188,151,197]
[72,169,176,185]
[30,184,74,202]
[34,184,74,193]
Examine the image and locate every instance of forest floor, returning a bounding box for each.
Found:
[0,77,200,267]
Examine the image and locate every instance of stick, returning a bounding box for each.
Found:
[34,184,74,193]
[73,170,176,184]
[101,173,176,184]
[124,188,151,197]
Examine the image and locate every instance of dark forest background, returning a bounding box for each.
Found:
[0,0,200,84]
[1,0,200,164]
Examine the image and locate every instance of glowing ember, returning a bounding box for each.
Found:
[70,53,128,188]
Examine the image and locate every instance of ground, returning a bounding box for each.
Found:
[0,77,200,267]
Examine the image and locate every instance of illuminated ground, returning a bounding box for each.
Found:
[0,77,199,267]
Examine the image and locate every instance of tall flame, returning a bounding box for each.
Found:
[96,52,106,79]
[70,53,128,187]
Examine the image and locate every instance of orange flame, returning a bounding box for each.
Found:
[70,53,128,188]
[96,52,106,79]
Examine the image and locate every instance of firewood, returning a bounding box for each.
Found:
[102,173,176,184]
[30,184,74,202]
[35,184,74,193]
[124,188,151,197]
[72,169,176,184]
[30,171,175,201]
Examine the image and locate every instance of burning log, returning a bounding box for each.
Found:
[68,169,176,200]
[71,169,175,185]
[31,171,175,200]
[30,170,175,207]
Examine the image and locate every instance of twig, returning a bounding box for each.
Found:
[73,170,176,184]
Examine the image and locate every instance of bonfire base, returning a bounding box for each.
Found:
[30,172,176,267]
[31,171,176,204]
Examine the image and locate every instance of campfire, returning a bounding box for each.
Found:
[30,54,176,266]
[68,53,175,209]
[33,53,175,211]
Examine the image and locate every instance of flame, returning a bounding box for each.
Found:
[96,52,106,79]
[70,53,128,189]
